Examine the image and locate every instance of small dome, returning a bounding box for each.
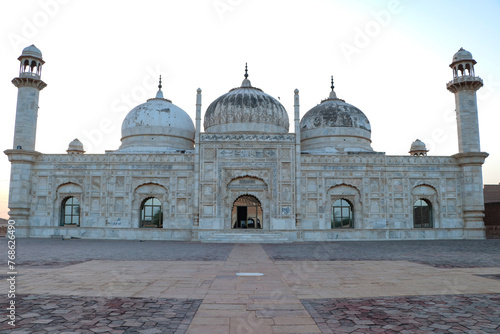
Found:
[67,138,85,154]
[409,139,428,156]
[21,44,43,59]
[204,66,289,134]
[410,139,426,151]
[300,80,373,153]
[452,48,473,63]
[119,91,195,152]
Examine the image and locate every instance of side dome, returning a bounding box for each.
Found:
[300,79,373,153]
[204,66,289,133]
[119,82,194,152]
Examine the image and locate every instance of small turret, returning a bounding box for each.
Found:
[67,138,85,154]
[409,139,428,156]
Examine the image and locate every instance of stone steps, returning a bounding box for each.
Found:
[202,231,290,243]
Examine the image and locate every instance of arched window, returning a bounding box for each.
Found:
[414,199,433,228]
[332,199,353,228]
[60,197,80,226]
[140,197,163,228]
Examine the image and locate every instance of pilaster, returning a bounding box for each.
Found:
[294,89,302,230]
[4,150,41,236]
[193,88,202,228]
[453,152,488,238]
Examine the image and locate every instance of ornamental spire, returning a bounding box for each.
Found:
[156,75,164,99]
[241,63,252,87]
[328,75,337,99]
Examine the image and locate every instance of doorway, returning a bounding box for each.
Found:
[232,195,263,229]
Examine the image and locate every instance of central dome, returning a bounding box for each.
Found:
[204,67,289,133]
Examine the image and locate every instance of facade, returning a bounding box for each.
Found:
[5,46,489,242]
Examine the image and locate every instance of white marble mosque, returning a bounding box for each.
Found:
[5,45,489,242]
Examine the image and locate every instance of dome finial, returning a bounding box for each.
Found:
[155,75,164,99]
[241,63,252,87]
[328,75,337,99]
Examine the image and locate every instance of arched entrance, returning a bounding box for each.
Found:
[232,195,263,229]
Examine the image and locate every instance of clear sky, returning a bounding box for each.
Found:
[1,0,499,219]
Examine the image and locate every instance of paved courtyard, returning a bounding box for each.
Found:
[0,239,499,333]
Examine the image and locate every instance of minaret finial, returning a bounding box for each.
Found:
[328,75,337,99]
[155,75,164,99]
[241,63,252,87]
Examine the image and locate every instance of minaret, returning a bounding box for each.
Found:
[447,48,488,239]
[447,48,482,153]
[12,44,47,151]
[4,45,46,236]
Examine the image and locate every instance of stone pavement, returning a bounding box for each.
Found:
[187,244,320,334]
[0,239,499,333]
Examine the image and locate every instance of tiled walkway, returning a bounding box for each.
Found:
[187,244,321,333]
[0,239,499,333]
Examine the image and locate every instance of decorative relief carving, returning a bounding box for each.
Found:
[218,149,276,158]
[227,177,267,190]
[201,134,295,142]
[301,155,457,166]
[281,206,291,216]
[177,178,187,190]
[204,148,215,158]
[217,162,278,218]
[53,165,88,169]
[39,153,193,164]
[177,199,187,213]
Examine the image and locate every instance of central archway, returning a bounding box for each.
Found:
[232,195,263,229]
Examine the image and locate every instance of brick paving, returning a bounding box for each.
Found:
[0,239,499,333]
[0,295,202,334]
[262,240,500,267]
[9,239,234,267]
[301,294,500,333]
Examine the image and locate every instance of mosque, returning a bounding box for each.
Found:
[5,45,488,242]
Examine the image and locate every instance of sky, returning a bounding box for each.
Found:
[0,0,499,219]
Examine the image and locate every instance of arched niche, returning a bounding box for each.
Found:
[132,183,169,228]
[326,184,363,229]
[54,182,83,227]
[223,176,269,230]
[411,185,439,228]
